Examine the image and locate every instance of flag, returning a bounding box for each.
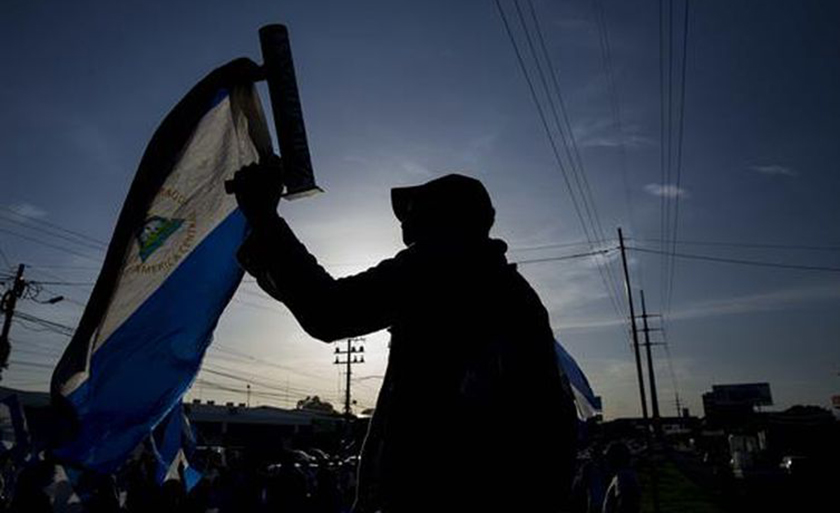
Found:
[554,340,601,420]
[51,58,273,472]
[151,404,201,490]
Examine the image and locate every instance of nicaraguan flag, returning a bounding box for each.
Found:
[151,404,201,490]
[555,340,601,421]
[51,59,273,472]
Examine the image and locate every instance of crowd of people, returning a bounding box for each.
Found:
[0,445,360,513]
[0,438,648,513]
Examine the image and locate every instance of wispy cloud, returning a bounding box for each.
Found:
[644,183,689,199]
[398,160,432,178]
[670,284,840,321]
[749,164,797,177]
[7,202,47,219]
[574,119,655,149]
[553,315,627,331]
[582,133,656,149]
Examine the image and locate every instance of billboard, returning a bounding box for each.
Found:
[710,383,773,407]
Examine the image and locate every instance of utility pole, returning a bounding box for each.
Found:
[618,229,649,423]
[0,264,26,377]
[640,290,663,439]
[334,337,365,417]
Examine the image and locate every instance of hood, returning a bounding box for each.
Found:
[391,174,495,246]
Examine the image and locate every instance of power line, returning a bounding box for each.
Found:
[0,243,11,270]
[14,311,75,337]
[7,359,55,370]
[629,246,840,273]
[0,214,107,252]
[515,248,616,266]
[12,346,62,360]
[192,379,339,409]
[591,0,638,259]
[197,369,341,406]
[514,0,601,247]
[493,0,592,243]
[209,344,327,382]
[29,280,95,287]
[21,264,102,271]
[636,238,840,252]
[194,379,314,402]
[14,320,64,335]
[493,0,625,321]
[508,239,612,253]
[521,0,628,320]
[25,268,92,309]
[0,206,108,248]
[201,366,302,396]
[665,0,691,316]
[202,360,331,397]
[0,227,103,263]
[7,336,68,354]
[658,0,669,314]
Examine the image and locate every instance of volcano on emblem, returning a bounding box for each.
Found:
[137,216,184,262]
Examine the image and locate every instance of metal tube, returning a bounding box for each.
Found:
[259,24,321,197]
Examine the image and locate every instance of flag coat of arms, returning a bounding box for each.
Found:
[51,58,273,472]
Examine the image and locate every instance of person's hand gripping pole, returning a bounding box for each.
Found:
[226,154,285,229]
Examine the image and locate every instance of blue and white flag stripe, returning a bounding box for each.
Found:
[152,404,201,490]
[555,340,601,421]
[52,59,272,472]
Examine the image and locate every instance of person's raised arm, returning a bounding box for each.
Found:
[231,160,401,342]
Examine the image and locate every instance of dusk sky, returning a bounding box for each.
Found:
[1,0,839,419]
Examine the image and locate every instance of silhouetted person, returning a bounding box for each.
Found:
[9,460,54,513]
[232,165,578,512]
[160,478,186,513]
[571,447,607,513]
[601,442,640,513]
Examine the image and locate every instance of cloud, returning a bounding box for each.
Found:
[574,118,655,149]
[670,283,840,321]
[644,183,689,198]
[554,316,627,331]
[749,164,797,177]
[7,202,47,219]
[399,160,435,179]
[582,133,656,149]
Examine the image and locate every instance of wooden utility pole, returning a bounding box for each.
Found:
[618,229,649,422]
[0,264,26,376]
[640,290,662,439]
[334,337,365,417]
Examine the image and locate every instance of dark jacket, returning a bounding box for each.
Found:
[238,216,577,512]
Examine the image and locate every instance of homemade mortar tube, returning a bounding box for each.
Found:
[259,24,322,198]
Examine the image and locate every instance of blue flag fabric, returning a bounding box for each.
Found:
[51,59,273,472]
[554,339,601,420]
[151,404,201,490]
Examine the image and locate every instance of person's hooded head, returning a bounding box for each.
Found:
[391,174,495,246]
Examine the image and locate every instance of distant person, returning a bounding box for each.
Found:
[601,442,640,513]
[231,163,578,512]
[571,445,607,513]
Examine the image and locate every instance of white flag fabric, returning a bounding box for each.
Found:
[555,339,602,420]
[51,59,272,472]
